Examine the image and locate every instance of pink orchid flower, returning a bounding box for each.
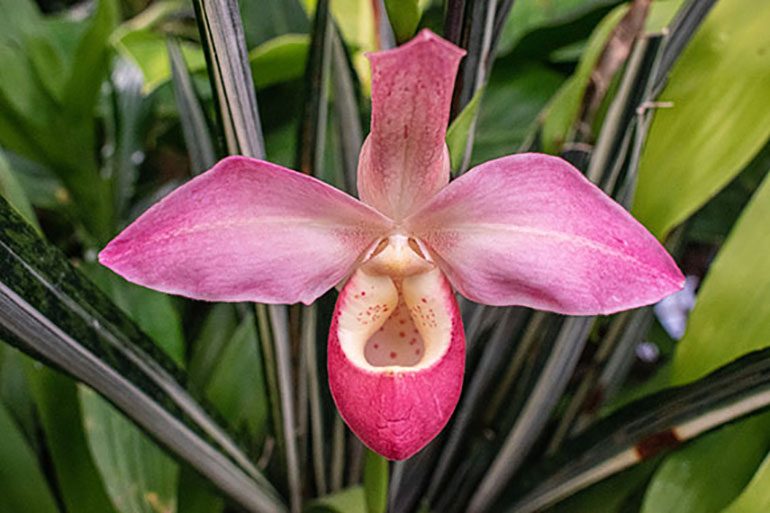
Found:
[99,30,684,460]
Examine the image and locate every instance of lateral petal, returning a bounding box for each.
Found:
[357,29,465,220]
[99,156,392,305]
[406,153,685,315]
[328,267,465,460]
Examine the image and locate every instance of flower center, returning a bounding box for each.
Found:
[364,280,426,366]
[336,235,453,371]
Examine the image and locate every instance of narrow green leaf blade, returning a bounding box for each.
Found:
[446,86,484,175]
[633,0,770,238]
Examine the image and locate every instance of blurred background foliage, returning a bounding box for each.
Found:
[0,0,768,512]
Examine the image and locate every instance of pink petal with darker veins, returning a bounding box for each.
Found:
[328,267,465,460]
[99,156,392,305]
[406,153,685,315]
[357,29,465,220]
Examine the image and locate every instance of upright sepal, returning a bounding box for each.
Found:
[357,30,465,220]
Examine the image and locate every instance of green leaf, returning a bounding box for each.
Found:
[80,385,179,513]
[168,38,217,174]
[363,449,388,513]
[473,62,564,164]
[0,399,59,513]
[63,0,118,114]
[0,150,39,232]
[205,312,268,443]
[633,0,770,238]
[671,172,770,385]
[82,263,185,367]
[719,450,770,513]
[305,486,366,513]
[640,413,770,513]
[0,197,286,513]
[250,34,310,89]
[498,0,620,55]
[25,365,118,513]
[447,86,484,175]
[240,0,308,48]
[540,1,682,154]
[552,460,658,513]
[384,0,421,43]
[115,28,207,92]
[540,5,627,153]
[177,466,225,513]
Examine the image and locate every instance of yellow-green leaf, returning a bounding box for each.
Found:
[720,450,770,513]
[671,172,770,385]
[634,0,770,238]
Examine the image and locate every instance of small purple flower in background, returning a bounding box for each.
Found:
[99,30,684,460]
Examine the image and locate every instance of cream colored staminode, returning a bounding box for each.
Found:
[337,235,453,372]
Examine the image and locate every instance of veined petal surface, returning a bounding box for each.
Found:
[406,153,685,315]
[100,156,392,304]
[328,267,465,460]
[357,29,465,220]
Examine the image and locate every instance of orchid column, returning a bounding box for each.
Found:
[99,30,683,460]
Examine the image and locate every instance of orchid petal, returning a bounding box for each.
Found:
[357,29,465,220]
[328,267,465,460]
[406,154,685,315]
[99,156,392,305]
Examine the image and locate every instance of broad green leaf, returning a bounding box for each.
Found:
[177,466,225,513]
[634,0,770,238]
[498,0,620,55]
[249,34,310,89]
[640,413,770,513]
[117,30,309,93]
[447,86,485,175]
[81,385,179,513]
[0,399,59,513]
[0,150,39,231]
[115,28,207,92]
[25,365,118,513]
[720,450,770,513]
[473,62,564,164]
[241,0,308,48]
[305,486,366,513]
[363,449,388,513]
[205,312,268,444]
[671,172,770,385]
[384,0,421,43]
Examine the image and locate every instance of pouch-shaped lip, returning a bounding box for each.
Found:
[328,267,465,460]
